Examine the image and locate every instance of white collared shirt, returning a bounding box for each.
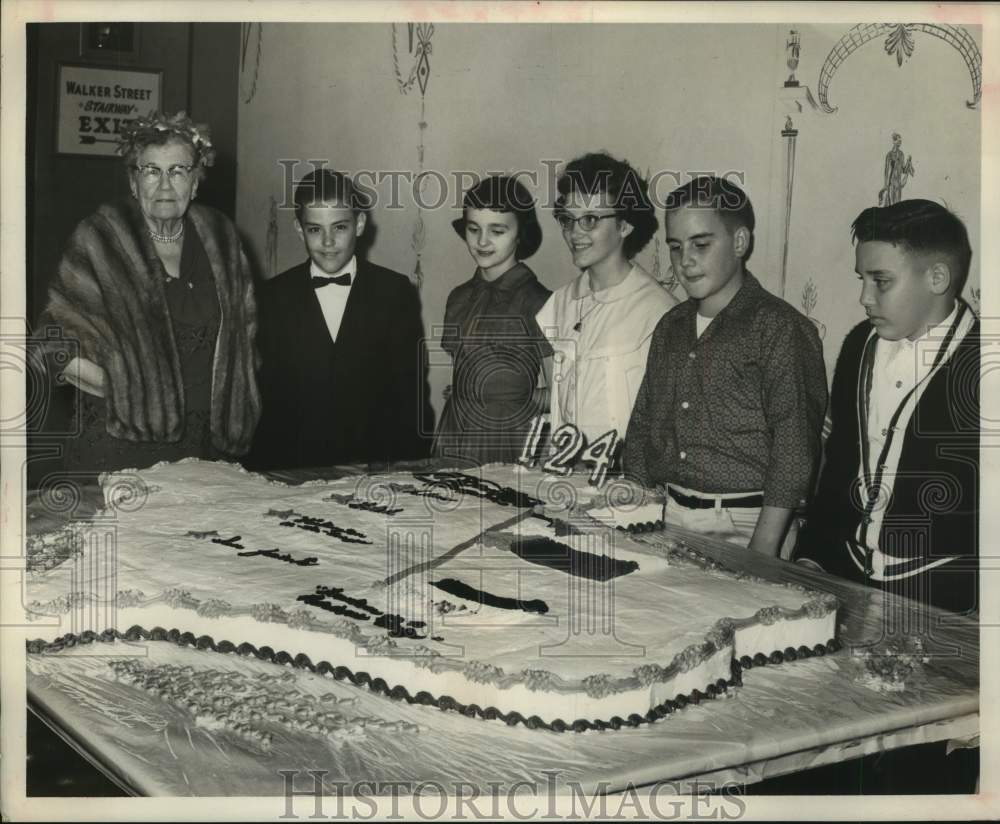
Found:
[866,304,959,466]
[311,256,357,343]
[536,264,677,442]
[857,302,975,571]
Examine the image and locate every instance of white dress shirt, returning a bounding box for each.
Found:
[311,255,357,343]
[866,304,959,469]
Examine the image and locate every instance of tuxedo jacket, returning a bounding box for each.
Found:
[796,315,979,614]
[246,259,434,470]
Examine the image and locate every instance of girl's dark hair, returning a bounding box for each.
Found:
[451,175,543,259]
[554,152,658,259]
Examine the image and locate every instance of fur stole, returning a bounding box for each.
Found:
[43,198,260,455]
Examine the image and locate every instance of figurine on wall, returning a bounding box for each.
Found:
[878,132,916,206]
[785,30,801,87]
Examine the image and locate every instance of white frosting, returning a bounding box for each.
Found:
[733,613,838,661]
[27,460,838,727]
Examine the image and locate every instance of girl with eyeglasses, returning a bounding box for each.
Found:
[535,152,677,446]
[432,175,552,464]
[37,111,259,472]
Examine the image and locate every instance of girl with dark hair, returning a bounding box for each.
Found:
[536,152,676,443]
[433,175,552,464]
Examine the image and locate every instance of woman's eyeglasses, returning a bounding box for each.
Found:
[555,213,617,232]
[132,164,195,184]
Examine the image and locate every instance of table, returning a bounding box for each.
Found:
[24,466,979,797]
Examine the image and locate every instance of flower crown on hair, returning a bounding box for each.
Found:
[116,110,217,167]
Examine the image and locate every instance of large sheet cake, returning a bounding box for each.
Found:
[26,459,838,732]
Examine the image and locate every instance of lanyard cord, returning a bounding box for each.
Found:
[856,304,967,548]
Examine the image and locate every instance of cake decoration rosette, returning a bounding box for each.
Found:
[521,669,557,692]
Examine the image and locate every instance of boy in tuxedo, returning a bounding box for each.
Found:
[624,176,827,558]
[247,168,433,470]
[796,199,979,614]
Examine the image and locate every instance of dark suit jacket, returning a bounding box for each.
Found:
[796,314,979,614]
[246,259,434,470]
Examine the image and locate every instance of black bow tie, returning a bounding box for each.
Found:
[312,272,352,288]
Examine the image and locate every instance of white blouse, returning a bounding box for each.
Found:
[536,264,677,443]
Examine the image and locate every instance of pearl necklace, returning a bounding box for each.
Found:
[148,224,184,244]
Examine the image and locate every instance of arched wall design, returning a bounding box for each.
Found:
[817,23,981,113]
[772,23,980,380]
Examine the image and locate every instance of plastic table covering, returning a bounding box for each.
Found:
[23,467,979,797]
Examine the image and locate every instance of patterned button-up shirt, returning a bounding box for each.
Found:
[623,272,828,509]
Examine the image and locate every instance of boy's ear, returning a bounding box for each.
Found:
[733,226,751,258]
[293,217,305,241]
[354,211,367,238]
[927,261,952,296]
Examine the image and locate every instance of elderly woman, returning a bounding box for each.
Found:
[41,111,259,470]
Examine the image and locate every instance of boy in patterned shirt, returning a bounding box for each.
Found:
[624,176,827,558]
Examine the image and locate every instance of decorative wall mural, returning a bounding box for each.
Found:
[392,23,435,289]
[393,22,433,95]
[649,237,663,283]
[817,23,981,113]
[779,116,799,299]
[265,195,279,279]
[652,257,680,297]
[969,287,981,316]
[240,23,263,105]
[661,262,680,296]
[785,29,801,87]
[883,24,915,66]
[645,167,679,297]
[800,278,826,340]
[878,132,916,206]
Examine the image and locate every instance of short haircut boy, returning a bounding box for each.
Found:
[293,168,371,221]
[625,174,827,559]
[664,175,756,260]
[248,167,433,471]
[795,199,979,613]
[850,199,972,295]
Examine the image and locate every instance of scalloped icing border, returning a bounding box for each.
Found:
[25,587,839,701]
[26,627,841,732]
[27,462,841,718]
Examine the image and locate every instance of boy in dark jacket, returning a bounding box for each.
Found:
[796,199,979,614]
[247,169,434,470]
